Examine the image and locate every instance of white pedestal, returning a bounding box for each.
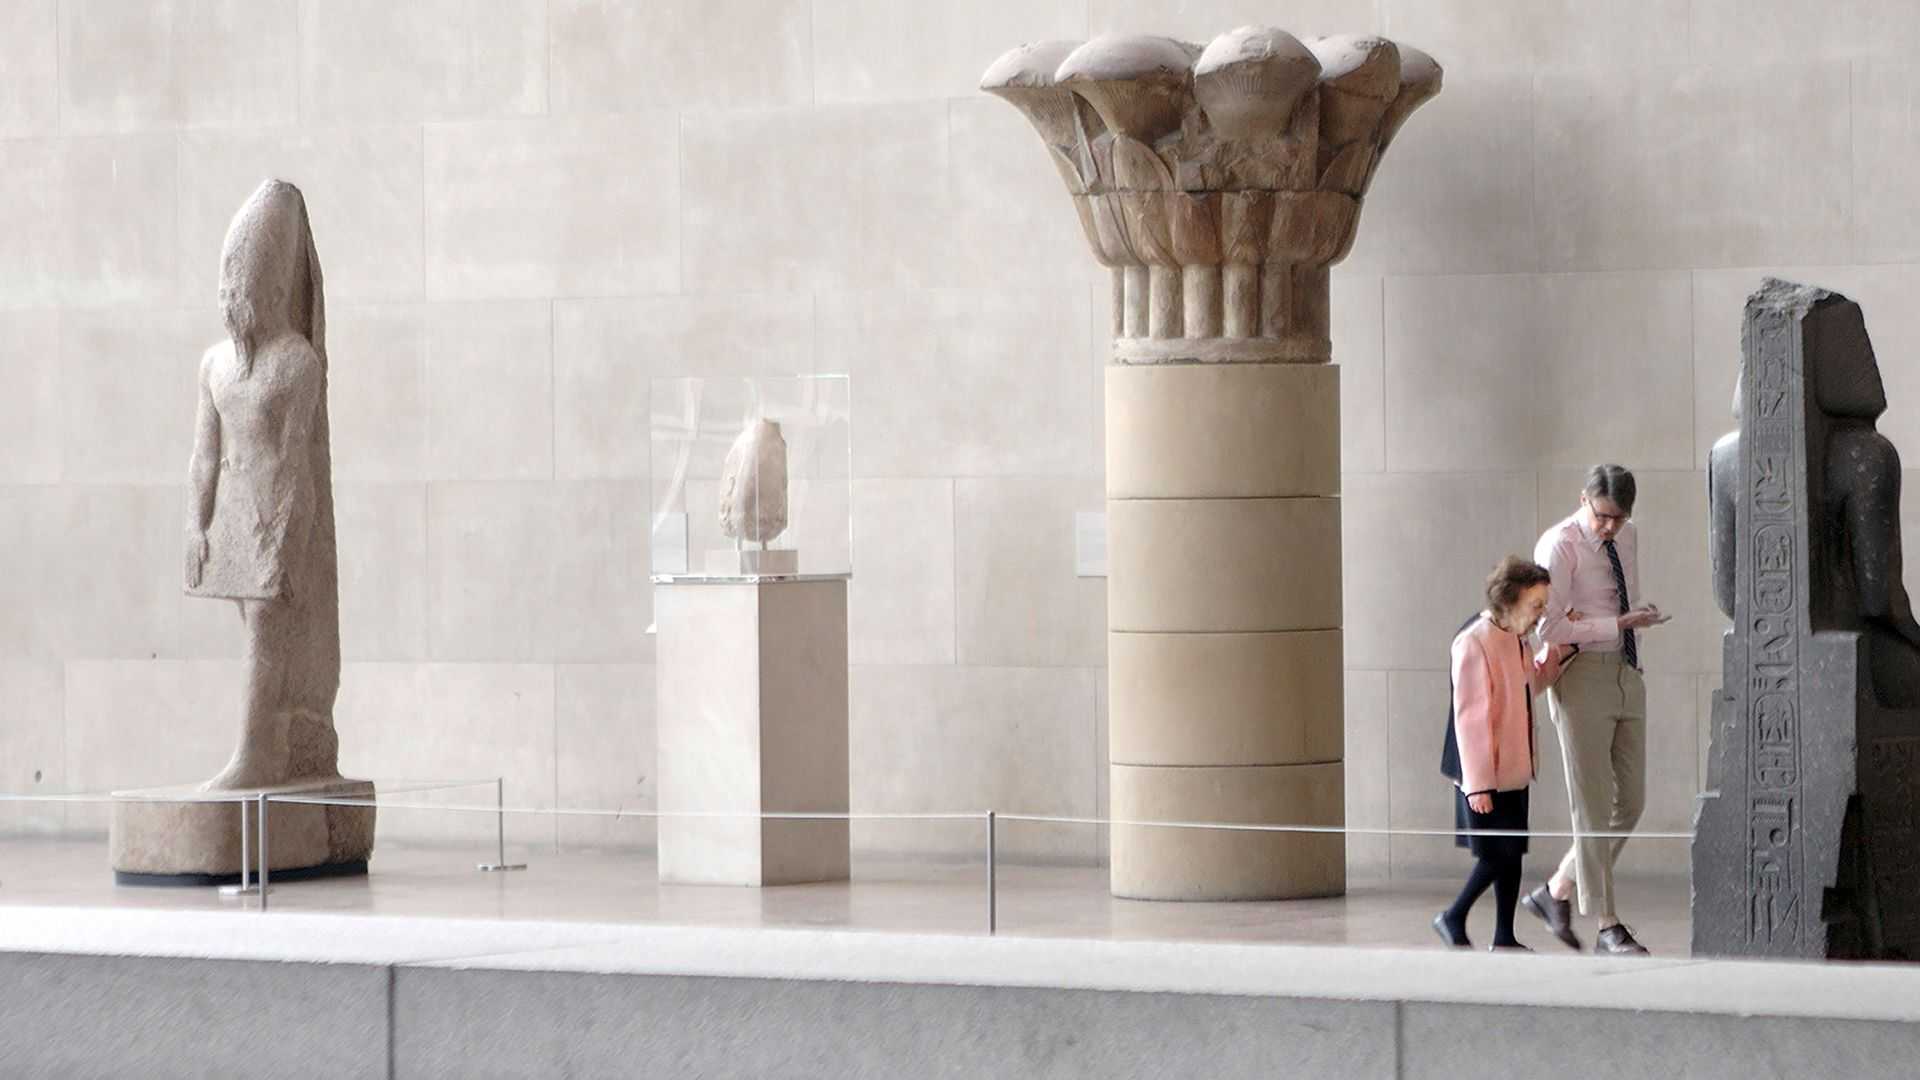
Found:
[655,578,850,886]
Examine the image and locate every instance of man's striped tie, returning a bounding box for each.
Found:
[1603,538,1638,670]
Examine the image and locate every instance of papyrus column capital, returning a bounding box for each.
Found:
[985,29,1442,363]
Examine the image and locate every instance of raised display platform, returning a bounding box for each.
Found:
[0,841,1914,1077]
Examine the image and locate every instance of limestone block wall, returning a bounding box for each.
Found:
[4,0,1920,879]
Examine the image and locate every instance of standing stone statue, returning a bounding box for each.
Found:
[1693,278,1920,959]
[188,178,344,791]
[983,29,1441,900]
[111,179,373,885]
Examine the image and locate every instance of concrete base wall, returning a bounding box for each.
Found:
[0,952,389,1080]
[397,969,1392,1080]
[7,946,1920,1080]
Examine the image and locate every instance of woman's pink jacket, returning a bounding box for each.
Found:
[1450,614,1575,796]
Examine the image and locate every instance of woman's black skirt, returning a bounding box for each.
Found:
[1454,786,1529,860]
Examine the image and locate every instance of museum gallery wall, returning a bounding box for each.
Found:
[7,2,1920,880]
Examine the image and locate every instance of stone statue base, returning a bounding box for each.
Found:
[110,778,375,887]
[1696,630,1920,959]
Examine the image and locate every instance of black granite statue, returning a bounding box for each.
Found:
[1694,278,1920,960]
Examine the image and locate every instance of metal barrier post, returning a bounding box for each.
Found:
[987,810,997,936]
[256,793,270,911]
[218,799,260,898]
[477,777,527,872]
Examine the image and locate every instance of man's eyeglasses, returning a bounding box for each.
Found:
[1583,496,1628,524]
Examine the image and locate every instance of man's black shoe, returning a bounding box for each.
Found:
[1521,884,1583,951]
[1594,923,1651,956]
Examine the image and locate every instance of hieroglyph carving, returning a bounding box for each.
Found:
[1739,346,1806,947]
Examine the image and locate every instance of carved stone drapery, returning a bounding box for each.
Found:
[984,30,1440,900]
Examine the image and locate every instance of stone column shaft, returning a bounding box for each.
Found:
[1106,334,1344,899]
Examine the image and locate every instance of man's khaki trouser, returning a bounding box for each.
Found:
[1548,651,1646,919]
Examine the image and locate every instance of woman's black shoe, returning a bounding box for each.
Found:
[1432,912,1471,948]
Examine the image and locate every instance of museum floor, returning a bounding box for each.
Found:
[0,837,1691,954]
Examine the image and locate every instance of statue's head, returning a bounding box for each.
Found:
[218,180,324,357]
[1808,298,1887,421]
[1733,279,1886,423]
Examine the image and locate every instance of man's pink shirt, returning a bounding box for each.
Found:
[1534,511,1639,652]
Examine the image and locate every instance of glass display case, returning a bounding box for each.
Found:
[649,374,851,582]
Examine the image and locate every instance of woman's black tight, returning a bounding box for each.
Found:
[1443,855,1523,946]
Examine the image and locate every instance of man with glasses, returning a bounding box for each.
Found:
[1522,464,1668,955]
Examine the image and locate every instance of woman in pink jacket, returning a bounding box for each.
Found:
[1434,556,1576,951]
